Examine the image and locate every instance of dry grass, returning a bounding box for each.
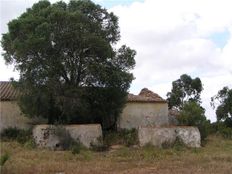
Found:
[1,135,232,174]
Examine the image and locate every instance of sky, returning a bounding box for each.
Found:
[1,0,232,122]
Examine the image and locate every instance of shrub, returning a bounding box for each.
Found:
[0,153,9,166]
[121,129,138,147]
[219,126,232,139]
[90,137,109,152]
[53,126,75,150]
[104,129,138,147]
[209,122,232,139]
[71,141,82,154]
[1,127,32,144]
[178,101,209,141]
[24,139,36,149]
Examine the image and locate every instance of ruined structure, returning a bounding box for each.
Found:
[118,88,169,129]
[0,81,30,132]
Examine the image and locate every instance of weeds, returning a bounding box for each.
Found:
[1,127,32,144]
[104,129,138,147]
[0,153,9,166]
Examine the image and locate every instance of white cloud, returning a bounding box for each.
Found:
[110,0,232,122]
[1,0,232,122]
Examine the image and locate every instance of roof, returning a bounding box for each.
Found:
[0,81,19,101]
[0,82,166,103]
[127,88,166,103]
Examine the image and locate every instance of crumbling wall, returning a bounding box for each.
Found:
[118,102,169,129]
[138,126,201,148]
[33,124,103,149]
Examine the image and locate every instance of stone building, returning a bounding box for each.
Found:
[0,81,30,132]
[117,88,169,129]
[0,82,169,131]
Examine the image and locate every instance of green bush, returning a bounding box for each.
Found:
[219,127,232,139]
[209,122,232,139]
[1,127,32,144]
[0,153,9,166]
[178,101,209,141]
[24,138,36,149]
[53,126,75,150]
[104,129,138,147]
[71,141,82,154]
[90,137,109,152]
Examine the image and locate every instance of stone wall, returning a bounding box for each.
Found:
[118,102,169,129]
[0,101,31,132]
[138,126,201,148]
[33,124,103,149]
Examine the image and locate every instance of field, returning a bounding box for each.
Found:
[1,135,232,174]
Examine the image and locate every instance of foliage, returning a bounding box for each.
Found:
[167,74,203,109]
[0,127,33,144]
[210,122,232,139]
[90,137,109,152]
[104,128,138,147]
[53,126,76,150]
[23,138,37,149]
[211,86,232,125]
[71,141,82,154]
[178,101,210,141]
[0,153,9,166]
[1,0,136,130]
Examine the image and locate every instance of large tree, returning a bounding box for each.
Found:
[211,87,232,127]
[1,0,136,129]
[167,74,203,110]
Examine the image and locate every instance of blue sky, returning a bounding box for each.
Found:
[93,0,144,8]
[1,0,232,122]
[209,30,230,48]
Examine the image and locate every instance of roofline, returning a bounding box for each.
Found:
[127,100,167,103]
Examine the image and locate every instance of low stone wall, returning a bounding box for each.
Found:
[138,126,201,148]
[33,124,102,149]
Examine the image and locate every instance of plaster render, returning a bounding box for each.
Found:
[0,101,30,132]
[118,102,169,129]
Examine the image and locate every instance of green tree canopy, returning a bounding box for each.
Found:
[178,101,209,140]
[167,74,203,110]
[1,0,136,129]
[211,87,232,127]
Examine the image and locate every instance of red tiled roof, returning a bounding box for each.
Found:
[0,82,166,103]
[0,81,19,101]
[127,88,166,103]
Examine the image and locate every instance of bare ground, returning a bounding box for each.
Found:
[1,135,232,174]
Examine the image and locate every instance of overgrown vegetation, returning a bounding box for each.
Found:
[104,129,138,147]
[167,74,211,141]
[1,135,231,174]
[209,86,232,139]
[178,101,210,141]
[1,0,136,130]
[0,153,9,166]
[0,127,36,148]
[53,126,82,154]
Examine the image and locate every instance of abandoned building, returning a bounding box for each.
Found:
[0,81,200,148]
[118,88,169,129]
[0,81,31,132]
[1,82,170,132]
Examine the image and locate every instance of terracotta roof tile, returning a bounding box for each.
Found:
[0,81,19,101]
[127,88,166,103]
[0,83,166,103]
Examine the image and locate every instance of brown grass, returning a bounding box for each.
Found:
[1,135,232,174]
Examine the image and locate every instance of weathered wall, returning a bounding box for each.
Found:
[138,126,201,148]
[0,101,31,132]
[118,102,169,129]
[33,124,103,149]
